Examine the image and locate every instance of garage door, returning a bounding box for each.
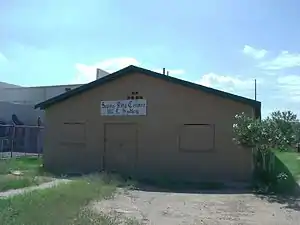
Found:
[104,123,137,175]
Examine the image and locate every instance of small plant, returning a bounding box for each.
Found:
[277,172,288,181]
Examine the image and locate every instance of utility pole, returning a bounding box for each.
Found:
[254,79,257,101]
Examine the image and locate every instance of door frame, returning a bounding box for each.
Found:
[103,122,138,172]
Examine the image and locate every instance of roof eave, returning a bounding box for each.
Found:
[34,65,262,111]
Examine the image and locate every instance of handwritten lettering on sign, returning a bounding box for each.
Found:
[100,100,147,116]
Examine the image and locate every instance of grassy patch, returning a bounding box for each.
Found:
[0,157,43,175]
[0,157,53,192]
[254,150,300,210]
[274,150,300,179]
[271,150,300,194]
[0,175,37,192]
[254,149,300,194]
[0,174,139,225]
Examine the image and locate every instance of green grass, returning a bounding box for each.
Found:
[0,175,41,192]
[0,157,43,175]
[269,149,300,194]
[0,174,139,225]
[274,150,300,179]
[0,157,53,192]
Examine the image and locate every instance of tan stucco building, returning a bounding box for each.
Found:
[35,65,261,182]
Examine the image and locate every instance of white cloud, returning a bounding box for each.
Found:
[259,51,300,70]
[72,57,185,84]
[277,75,300,102]
[0,52,8,63]
[243,45,267,59]
[72,57,139,84]
[197,72,258,95]
[73,64,99,83]
[93,57,140,73]
[261,71,277,76]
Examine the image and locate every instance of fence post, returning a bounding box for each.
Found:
[0,139,3,158]
[11,125,15,158]
[37,126,42,158]
[24,127,29,157]
[0,124,44,158]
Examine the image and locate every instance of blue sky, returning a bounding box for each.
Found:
[1,0,300,117]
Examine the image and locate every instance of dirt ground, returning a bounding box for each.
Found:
[91,188,300,225]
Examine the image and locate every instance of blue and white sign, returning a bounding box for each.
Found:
[101,99,147,116]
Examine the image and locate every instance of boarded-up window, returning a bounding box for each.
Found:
[179,124,215,151]
[60,122,86,144]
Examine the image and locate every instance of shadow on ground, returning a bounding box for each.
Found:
[257,194,300,211]
[126,178,253,195]
[55,171,253,195]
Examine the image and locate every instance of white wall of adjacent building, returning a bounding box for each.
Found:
[0,68,109,125]
[0,84,82,105]
[0,85,83,125]
[0,81,21,89]
[0,68,109,105]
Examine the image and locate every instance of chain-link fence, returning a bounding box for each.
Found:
[0,124,44,158]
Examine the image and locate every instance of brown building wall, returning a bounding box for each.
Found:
[44,72,255,182]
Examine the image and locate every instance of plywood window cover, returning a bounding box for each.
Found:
[60,121,86,145]
[179,123,216,153]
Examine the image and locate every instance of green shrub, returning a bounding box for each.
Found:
[233,110,300,194]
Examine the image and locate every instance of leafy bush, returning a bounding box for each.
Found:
[233,110,300,193]
[268,111,300,149]
[233,110,299,151]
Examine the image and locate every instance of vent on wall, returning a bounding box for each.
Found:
[127,91,144,100]
[127,96,144,100]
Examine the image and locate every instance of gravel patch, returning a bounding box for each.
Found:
[91,188,300,225]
